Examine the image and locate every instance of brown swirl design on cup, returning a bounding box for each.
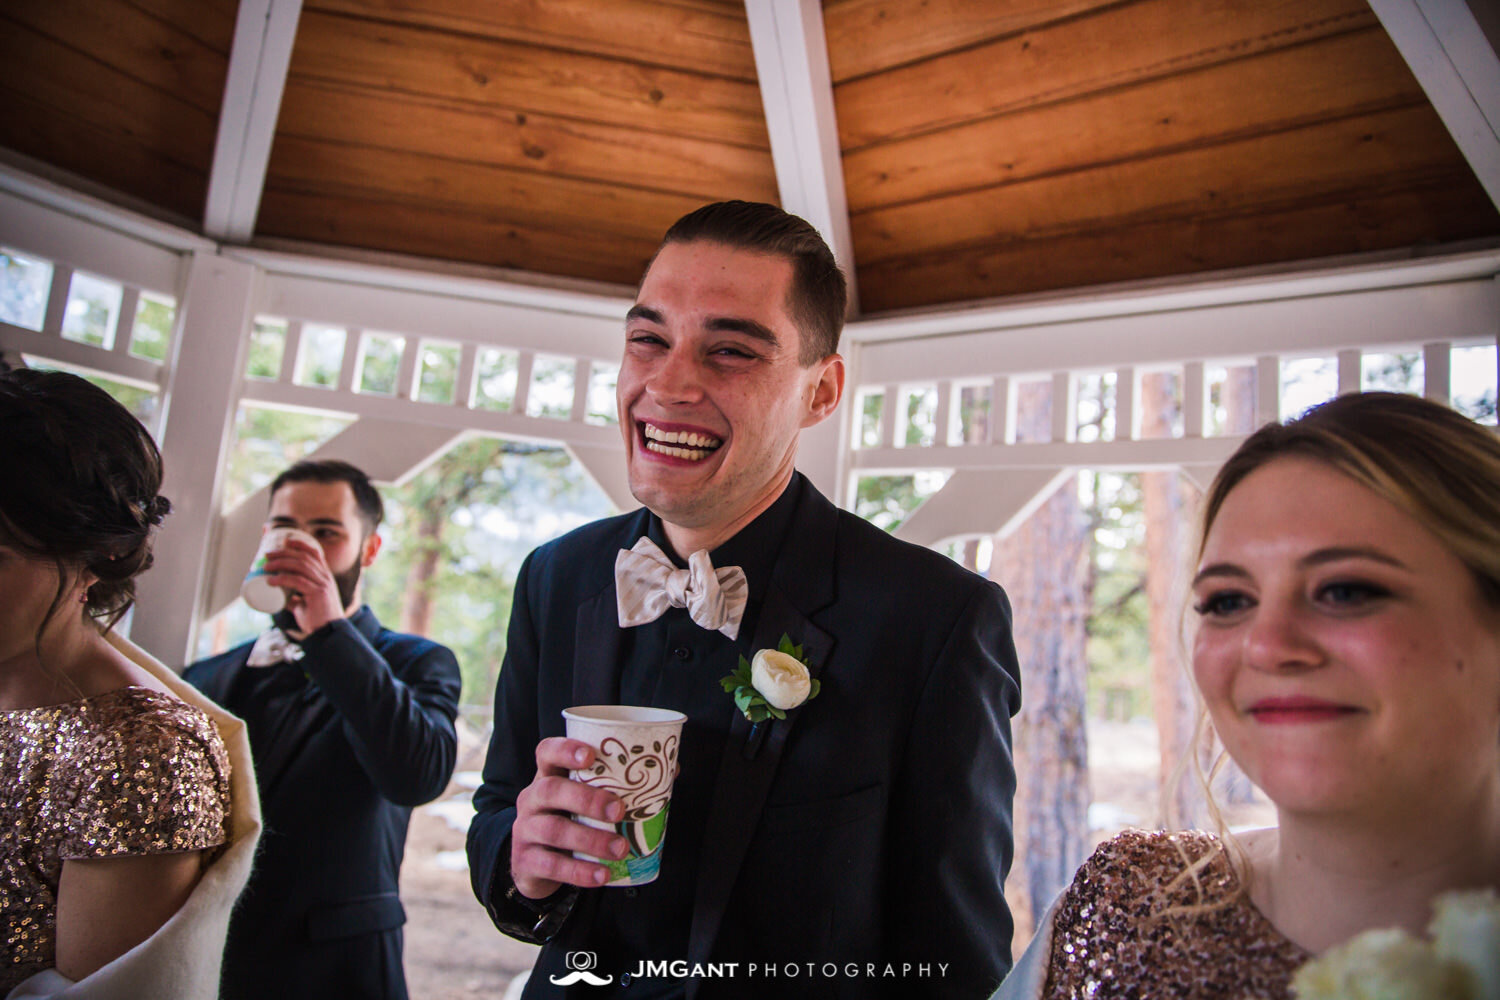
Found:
[585,734,679,821]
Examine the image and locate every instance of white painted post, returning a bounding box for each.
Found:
[1255,355,1281,427]
[1183,361,1206,438]
[131,252,257,666]
[455,342,478,409]
[1424,341,1452,402]
[934,380,953,447]
[878,383,897,448]
[43,265,70,336]
[279,319,302,383]
[395,334,419,399]
[113,286,140,356]
[570,356,591,421]
[1115,366,1139,441]
[1337,348,1363,395]
[992,374,1014,445]
[513,351,535,416]
[336,326,360,392]
[1051,371,1076,443]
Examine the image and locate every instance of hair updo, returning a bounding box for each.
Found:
[0,366,172,629]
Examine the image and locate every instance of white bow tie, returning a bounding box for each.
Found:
[246,627,306,668]
[615,537,749,639]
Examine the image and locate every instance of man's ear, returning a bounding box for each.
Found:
[361,531,382,567]
[802,354,845,428]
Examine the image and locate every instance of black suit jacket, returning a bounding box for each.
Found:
[186,606,462,1000]
[468,477,1022,999]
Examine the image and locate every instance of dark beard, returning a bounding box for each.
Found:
[334,559,363,611]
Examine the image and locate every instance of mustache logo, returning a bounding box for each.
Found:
[548,970,615,985]
[551,951,614,986]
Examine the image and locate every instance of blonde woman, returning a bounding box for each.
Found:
[0,368,258,999]
[996,391,1500,999]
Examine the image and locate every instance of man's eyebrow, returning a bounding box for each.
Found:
[625,304,661,325]
[268,516,346,529]
[706,316,780,348]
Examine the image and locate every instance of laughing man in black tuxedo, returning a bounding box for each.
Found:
[467,202,1022,999]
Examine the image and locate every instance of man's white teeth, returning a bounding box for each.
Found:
[643,425,721,449]
[642,424,721,459]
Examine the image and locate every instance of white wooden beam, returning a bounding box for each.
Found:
[745,0,859,315]
[893,468,1076,547]
[131,253,257,665]
[1425,340,1453,401]
[1369,0,1500,208]
[204,0,303,241]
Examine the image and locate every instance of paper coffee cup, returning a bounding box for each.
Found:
[240,527,319,613]
[562,705,686,886]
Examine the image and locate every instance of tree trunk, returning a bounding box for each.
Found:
[992,380,1091,948]
[400,500,444,636]
[1141,372,1205,827]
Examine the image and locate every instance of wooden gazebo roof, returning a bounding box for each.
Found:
[3,0,1496,316]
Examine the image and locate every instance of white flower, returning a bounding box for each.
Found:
[1291,928,1472,1000]
[750,648,812,711]
[1431,889,1500,1000]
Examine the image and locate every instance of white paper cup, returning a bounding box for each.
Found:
[562,705,686,886]
[240,527,319,613]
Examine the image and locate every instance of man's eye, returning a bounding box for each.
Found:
[1192,591,1253,617]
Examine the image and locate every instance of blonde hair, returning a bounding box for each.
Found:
[1163,391,1500,917]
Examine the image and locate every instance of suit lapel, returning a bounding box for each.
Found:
[686,483,839,978]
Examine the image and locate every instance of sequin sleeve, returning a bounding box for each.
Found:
[57,695,231,861]
[1039,829,1309,999]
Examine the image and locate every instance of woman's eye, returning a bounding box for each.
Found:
[1193,591,1253,618]
[1316,580,1390,607]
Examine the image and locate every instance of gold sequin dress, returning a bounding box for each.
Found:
[1,686,231,991]
[1039,829,1310,1000]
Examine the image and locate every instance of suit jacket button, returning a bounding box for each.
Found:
[673,646,691,660]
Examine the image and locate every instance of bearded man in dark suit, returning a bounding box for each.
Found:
[186,460,461,999]
[467,201,1022,999]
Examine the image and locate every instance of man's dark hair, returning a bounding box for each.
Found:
[270,459,384,533]
[658,200,847,364]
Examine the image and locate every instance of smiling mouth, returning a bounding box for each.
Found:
[641,422,723,462]
[1247,697,1362,724]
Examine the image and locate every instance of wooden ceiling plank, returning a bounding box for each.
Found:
[0,24,218,167]
[1369,0,1500,208]
[287,10,768,148]
[264,134,705,242]
[255,188,661,285]
[745,0,859,312]
[2,0,229,117]
[204,0,304,242]
[855,177,1500,312]
[851,105,1476,264]
[0,87,208,220]
[844,27,1424,212]
[127,0,241,55]
[274,79,778,203]
[823,0,1118,84]
[305,0,757,80]
[833,0,1376,151]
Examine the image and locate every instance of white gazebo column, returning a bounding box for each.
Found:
[132,252,258,666]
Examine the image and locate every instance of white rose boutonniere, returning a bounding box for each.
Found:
[1291,889,1500,1000]
[719,634,820,722]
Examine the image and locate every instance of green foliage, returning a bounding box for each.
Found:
[417,342,459,403]
[220,404,353,510]
[358,335,403,395]
[129,296,174,361]
[363,436,613,707]
[246,319,286,379]
[1080,471,1151,720]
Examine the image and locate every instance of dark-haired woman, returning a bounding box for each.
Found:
[0,367,258,999]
